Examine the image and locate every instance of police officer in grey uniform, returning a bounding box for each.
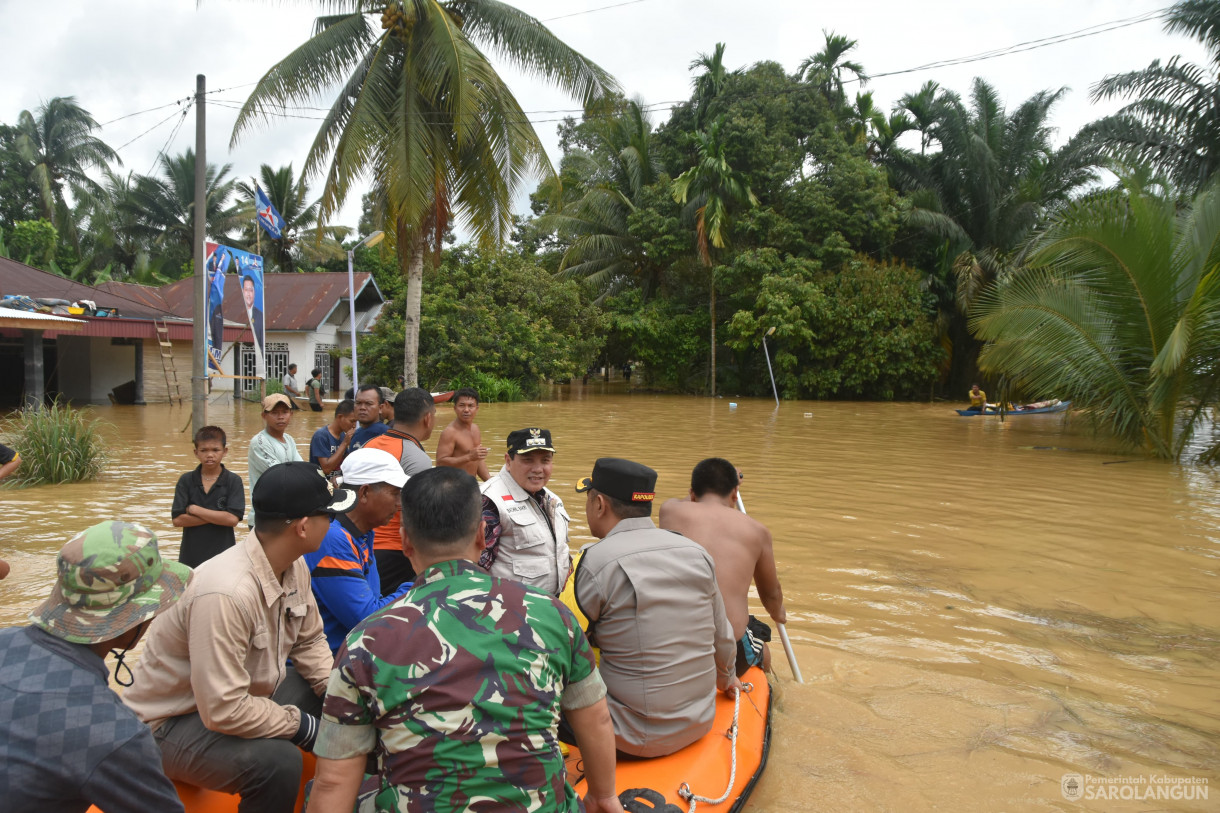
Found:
[573,458,739,758]
[478,428,572,594]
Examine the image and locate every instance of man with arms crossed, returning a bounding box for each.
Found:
[660,457,787,674]
[309,467,624,813]
[124,462,356,813]
[479,427,572,595]
[574,458,739,758]
[435,387,491,481]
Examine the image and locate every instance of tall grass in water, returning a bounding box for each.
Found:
[448,372,529,402]
[0,399,109,487]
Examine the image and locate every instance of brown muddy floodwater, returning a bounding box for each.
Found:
[1,389,1217,812]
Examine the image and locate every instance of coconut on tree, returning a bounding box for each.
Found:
[232,0,618,386]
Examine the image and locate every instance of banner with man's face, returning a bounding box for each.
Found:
[204,243,229,373]
[205,242,266,379]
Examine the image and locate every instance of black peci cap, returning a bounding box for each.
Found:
[253,462,357,519]
[575,457,657,504]
[506,427,556,455]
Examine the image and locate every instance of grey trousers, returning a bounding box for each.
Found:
[152,668,324,813]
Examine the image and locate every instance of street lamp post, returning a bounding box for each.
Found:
[346,231,384,393]
[762,326,779,408]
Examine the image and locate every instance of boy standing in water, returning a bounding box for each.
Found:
[172,426,245,568]
[435,387,491,481]
[248,394,303,501]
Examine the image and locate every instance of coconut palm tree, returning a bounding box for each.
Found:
[231,0,617,386]
[237,164,348,273]
[799,31,867,111]
[125,149,246,267]
[672,119,758,396]
[14,97,120,249]
[540,99,662,298]
[1083,0,1220,194]
[972,174,1220,461]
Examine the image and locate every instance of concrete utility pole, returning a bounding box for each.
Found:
[191,75,208,435]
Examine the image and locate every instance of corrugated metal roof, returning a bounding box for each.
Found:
[0,306,86,330]
[0,257,178,320]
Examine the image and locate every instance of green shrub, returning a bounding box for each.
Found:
[0,399,109,487]
[448,372,527,402]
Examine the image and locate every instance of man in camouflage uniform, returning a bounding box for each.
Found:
[0,521,192,812]
[308,467,624,813]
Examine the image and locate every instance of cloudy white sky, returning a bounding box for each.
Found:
[1,0,1208,234]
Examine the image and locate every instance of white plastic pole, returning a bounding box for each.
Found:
[735,491,803,683]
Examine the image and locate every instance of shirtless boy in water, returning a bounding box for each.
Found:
[660,457,786,674]
[435,388,491,481]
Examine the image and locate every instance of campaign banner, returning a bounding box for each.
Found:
[206,241,266,379]
[204,243,229,373]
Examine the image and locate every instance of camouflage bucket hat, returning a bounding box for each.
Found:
[29,521,192,644]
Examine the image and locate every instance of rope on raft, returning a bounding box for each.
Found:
[678,682,751,812]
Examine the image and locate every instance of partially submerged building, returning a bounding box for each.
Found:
[0,257,384,408]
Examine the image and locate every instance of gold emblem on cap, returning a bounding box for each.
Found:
[529,428,541,437]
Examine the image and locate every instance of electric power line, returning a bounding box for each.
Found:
[541,0,653,23]
[113,103,192,153]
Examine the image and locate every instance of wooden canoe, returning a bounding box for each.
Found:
[956,399,1071,416]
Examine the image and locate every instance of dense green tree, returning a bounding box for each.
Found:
[7,220,58,267]
[1083,0,1220,193]
[233,0,617,387]
[14,97,119,249]
[973,175,1220,460]
[237,164,348,273]
[357,245,604,394]
[726,252,942,399]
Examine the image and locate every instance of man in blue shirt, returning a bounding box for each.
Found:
[348,384,390,452]
[0,520,192,813]
[310,399,356,475]
[305,448,411,651]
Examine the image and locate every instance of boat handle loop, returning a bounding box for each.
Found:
[677,685,743,812]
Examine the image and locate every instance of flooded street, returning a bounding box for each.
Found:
[1,390,1217,811]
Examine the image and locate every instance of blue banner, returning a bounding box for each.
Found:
[255,185,286,241]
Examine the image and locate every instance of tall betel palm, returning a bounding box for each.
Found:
[799,31,867,112]
[232,0,617,387]
[15,97,120,249]
[972,175,1220,461]
[1084,0,1220,194]
[672,119,758,397]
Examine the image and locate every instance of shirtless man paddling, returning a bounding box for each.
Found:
[659,457,787,674]
[435,387,491,482]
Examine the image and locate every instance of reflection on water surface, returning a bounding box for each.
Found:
[1,390,1216,811]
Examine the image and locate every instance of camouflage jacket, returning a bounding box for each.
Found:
[317,558,602,813]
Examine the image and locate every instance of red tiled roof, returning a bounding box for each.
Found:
[158,271,381,330]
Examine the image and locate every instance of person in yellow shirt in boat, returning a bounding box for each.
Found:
[968,383,987,412]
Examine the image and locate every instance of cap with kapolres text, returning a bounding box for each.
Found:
[262,393,292,412]
[575,457,657,505]
[506,427,556,456]
[253,461,357,519]
[339,448,408,488]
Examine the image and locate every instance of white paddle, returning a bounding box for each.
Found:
[735,491,804,684]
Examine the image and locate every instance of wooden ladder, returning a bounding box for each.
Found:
[155,319,184,404]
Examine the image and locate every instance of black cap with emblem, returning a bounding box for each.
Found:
[576,457,657,506]
[506,427,556,456]
[253,461,357,519]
